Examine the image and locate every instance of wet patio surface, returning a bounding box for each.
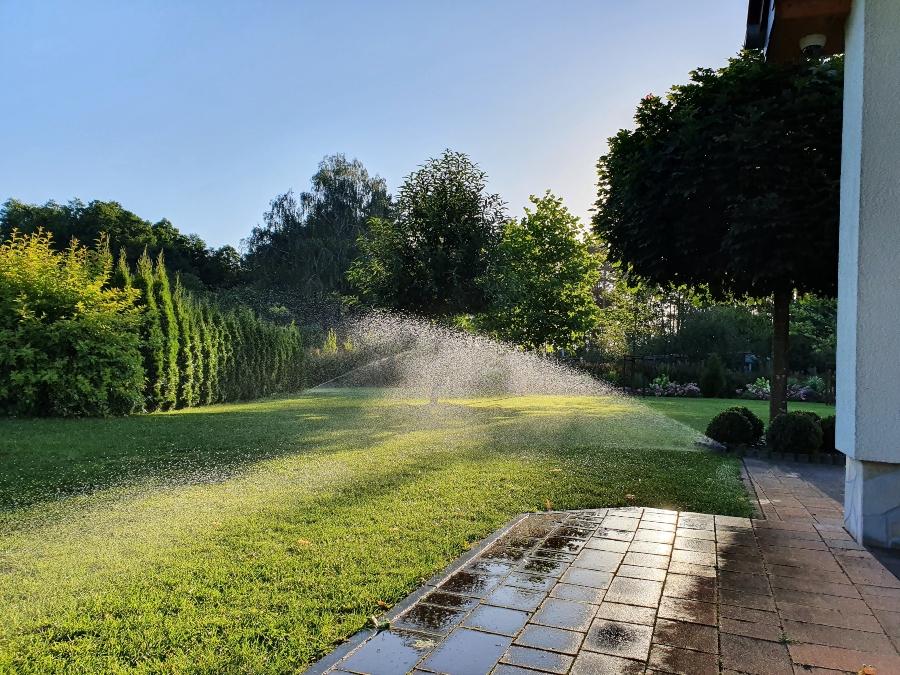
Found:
[310,461,900,674]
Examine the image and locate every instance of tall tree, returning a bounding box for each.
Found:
[350,149,506,314]
[594,52,842,420]
[0,198,240,289]
[243,154,391,297]
[480,192,600,351]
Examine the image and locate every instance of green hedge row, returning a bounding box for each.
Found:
[0,230,304,416]
[121,250,305,411]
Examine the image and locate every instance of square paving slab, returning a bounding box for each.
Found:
[309,462,900,674]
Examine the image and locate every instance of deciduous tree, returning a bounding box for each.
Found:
[594,52,842,419]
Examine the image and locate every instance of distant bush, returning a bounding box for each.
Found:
[699,354,726,398]
[706,410,755,445]
[820,415,836,453]
[0,230,144,416]
[766,411,823,454]
[724,405,764,441]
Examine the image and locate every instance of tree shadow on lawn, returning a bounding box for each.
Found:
[0,389,706,514]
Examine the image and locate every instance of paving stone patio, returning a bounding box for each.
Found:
[309,460,900,675]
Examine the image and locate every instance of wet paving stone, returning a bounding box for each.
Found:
[572,549,623,572]
[320,503,900,674]
[394,603,467,636]
[531,549,578,562]
[484,584,547,612]
[463,604,530,636]
[615,564,666,582]
[652,617,719,653]
[501,645,574,674]
[437,570,502,598]
[553,525,596,539]
[518,556,568,577]
[594,528,634,541]
[603,577,663,608]
[418,627,512,674]
[531,597,598,631]
[570,651,645,674]
[514,624,584,655]
[541,536,587,554]
[594,601,657,626]
[560,567,613,590]
[421,590,481,611]
[467,559,516,577]
[481,545,532,562]
[505,572,557,592]
[340,629,437,673]
[491,665,544,675]
[602,516,640,531]
[583,619,653,660]
[549,582,606,604]
[584,537,630,553]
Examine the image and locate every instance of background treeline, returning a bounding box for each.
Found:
[0,230,303,416]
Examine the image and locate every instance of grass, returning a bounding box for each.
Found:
[0,388,753,673]
[642,396,835,433]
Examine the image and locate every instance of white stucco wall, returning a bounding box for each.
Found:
[836,0,900,464]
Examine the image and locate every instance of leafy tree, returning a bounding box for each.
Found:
[480,192,600,351]
[350,149,506,314]
[594,52,842,419]
[0,230,144,416]
[0,198,240,289]
[244,154,391,297]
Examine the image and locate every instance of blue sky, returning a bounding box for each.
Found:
[1,1,746,248]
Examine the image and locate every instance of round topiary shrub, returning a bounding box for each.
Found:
[724,406,764,441]
[795,410,821,424]
[766,412,824,454]
[706,410,755,445]
[819,415,836,453]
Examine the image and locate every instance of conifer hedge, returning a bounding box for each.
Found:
[130,253,305,411]
[0,231,305,416]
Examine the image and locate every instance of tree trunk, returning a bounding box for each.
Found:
[770,288,791,422]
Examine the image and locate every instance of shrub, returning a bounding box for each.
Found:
[0,230,144,416]
[766,411,824,454]
[819,415,836,453]
[699,354,726,398]
[795,410,821,424]
[706,410,755,445]
[725,405,764,441]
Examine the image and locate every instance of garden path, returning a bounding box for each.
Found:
[309,461,900,675]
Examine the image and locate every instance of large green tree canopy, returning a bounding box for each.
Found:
[0,198,240,289]
[480,192,600,351]
[349,150,506,315]
[243,154,391,298]
[594,51,842,417]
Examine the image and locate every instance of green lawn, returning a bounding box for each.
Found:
[642,396,835,433]
[1,389,752,673]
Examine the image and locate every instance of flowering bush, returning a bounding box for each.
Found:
[736,376,821,401]
[638,379,702,397]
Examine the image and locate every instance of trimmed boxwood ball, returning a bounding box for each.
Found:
[706,410,755,445]
[820,415,837,453]
[766,411,824,454]
[796,410,821,424]
[725,406,764,441]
